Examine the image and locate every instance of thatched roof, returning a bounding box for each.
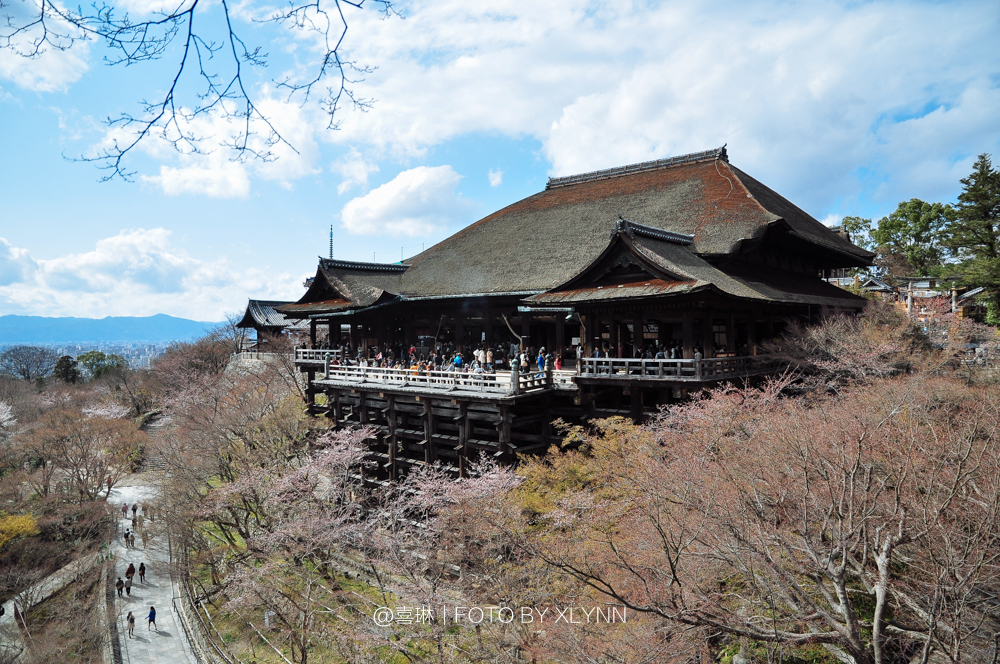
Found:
[279,148,873,314]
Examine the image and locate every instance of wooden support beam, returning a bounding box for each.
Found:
[498,405,512,456]
[458,402,470,478]
[633,311,643,358]
[702,313,715,358]
[543,396,553,448]
[306,370,316,406]
[630,389,642,424]
[423,399,436,464]
[683,312,694,359]
[386,394,397,480]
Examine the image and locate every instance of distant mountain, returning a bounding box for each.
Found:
[0,314,223,345]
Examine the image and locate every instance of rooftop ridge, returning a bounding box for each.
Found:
[546,145,728,190]
[319,257,410,273]
[613,217,694,245]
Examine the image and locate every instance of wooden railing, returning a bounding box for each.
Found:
[294,348,343,363]
[312,363,558,396]
[578,355,778,381]
[232,350,292,362]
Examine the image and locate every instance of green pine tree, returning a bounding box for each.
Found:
[53,355,80,383]
[942,154,1000,323]
[871,199,948,277]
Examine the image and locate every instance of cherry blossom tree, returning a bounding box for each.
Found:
[513,376,1000,663]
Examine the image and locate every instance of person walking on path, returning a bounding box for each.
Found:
[141,530,148,548]
[147,606,156,631]
[132,504,138,518]
[128,532,136,548]
[122,503,128,517]
[116,577,124,598]
[124,529,131,548]
[125,577,132,597]
[127,611,135,638]
[126,563,135,580]
[138,562,146,583]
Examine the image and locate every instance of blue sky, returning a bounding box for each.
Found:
[1,0,998,320]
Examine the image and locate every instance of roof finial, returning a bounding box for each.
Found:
[329,225,334,260]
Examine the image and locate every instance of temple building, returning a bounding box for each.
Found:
[244,147,874,479]
[234,300,307,350]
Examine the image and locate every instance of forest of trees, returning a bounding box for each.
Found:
[843,154,1000,323]
[2,306,999,663]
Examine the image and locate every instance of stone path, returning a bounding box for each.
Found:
[109,483,199,664]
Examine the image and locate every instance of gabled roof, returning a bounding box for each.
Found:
[281,148,874,311]
[861,277,893,292]
[394,147,871,298]
[529,220,867,309]
[277,259,405,316]
[236,300,301,329]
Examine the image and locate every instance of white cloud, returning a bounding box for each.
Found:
[821,214,842,227]
[333,148,380,194]
[328,0,999,214]
[145,162,252,198]
[488,168,503,187]
[133,94,321,197]
[0,230,300,320]
[0,41,89,93]
[0,238,36,286]
[340,165,472,237]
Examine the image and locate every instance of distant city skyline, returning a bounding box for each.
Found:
[1,0,997,320]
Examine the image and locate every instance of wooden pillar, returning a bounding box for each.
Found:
[632,311,643,357]
[422,399,435,464]
[542,397,553,447]
[520,312,532,351]
[727,312,735,353]
[404,319,415,351]
[703,312,715,358]
[305,370,315,406]
[630,389,642,424]
[747,318,757,355]
[458,402,470,478]
[498,405,512,456]
[555,317,565,362]
[309,319,317,347]
[358,391,368,424]
[614,318,623,358]
[332,390,342,423]
[682,312,693,359]
[456,314,467,353]
[484,307,494,348]
[591,314,601,356]
[386,395,397,480]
